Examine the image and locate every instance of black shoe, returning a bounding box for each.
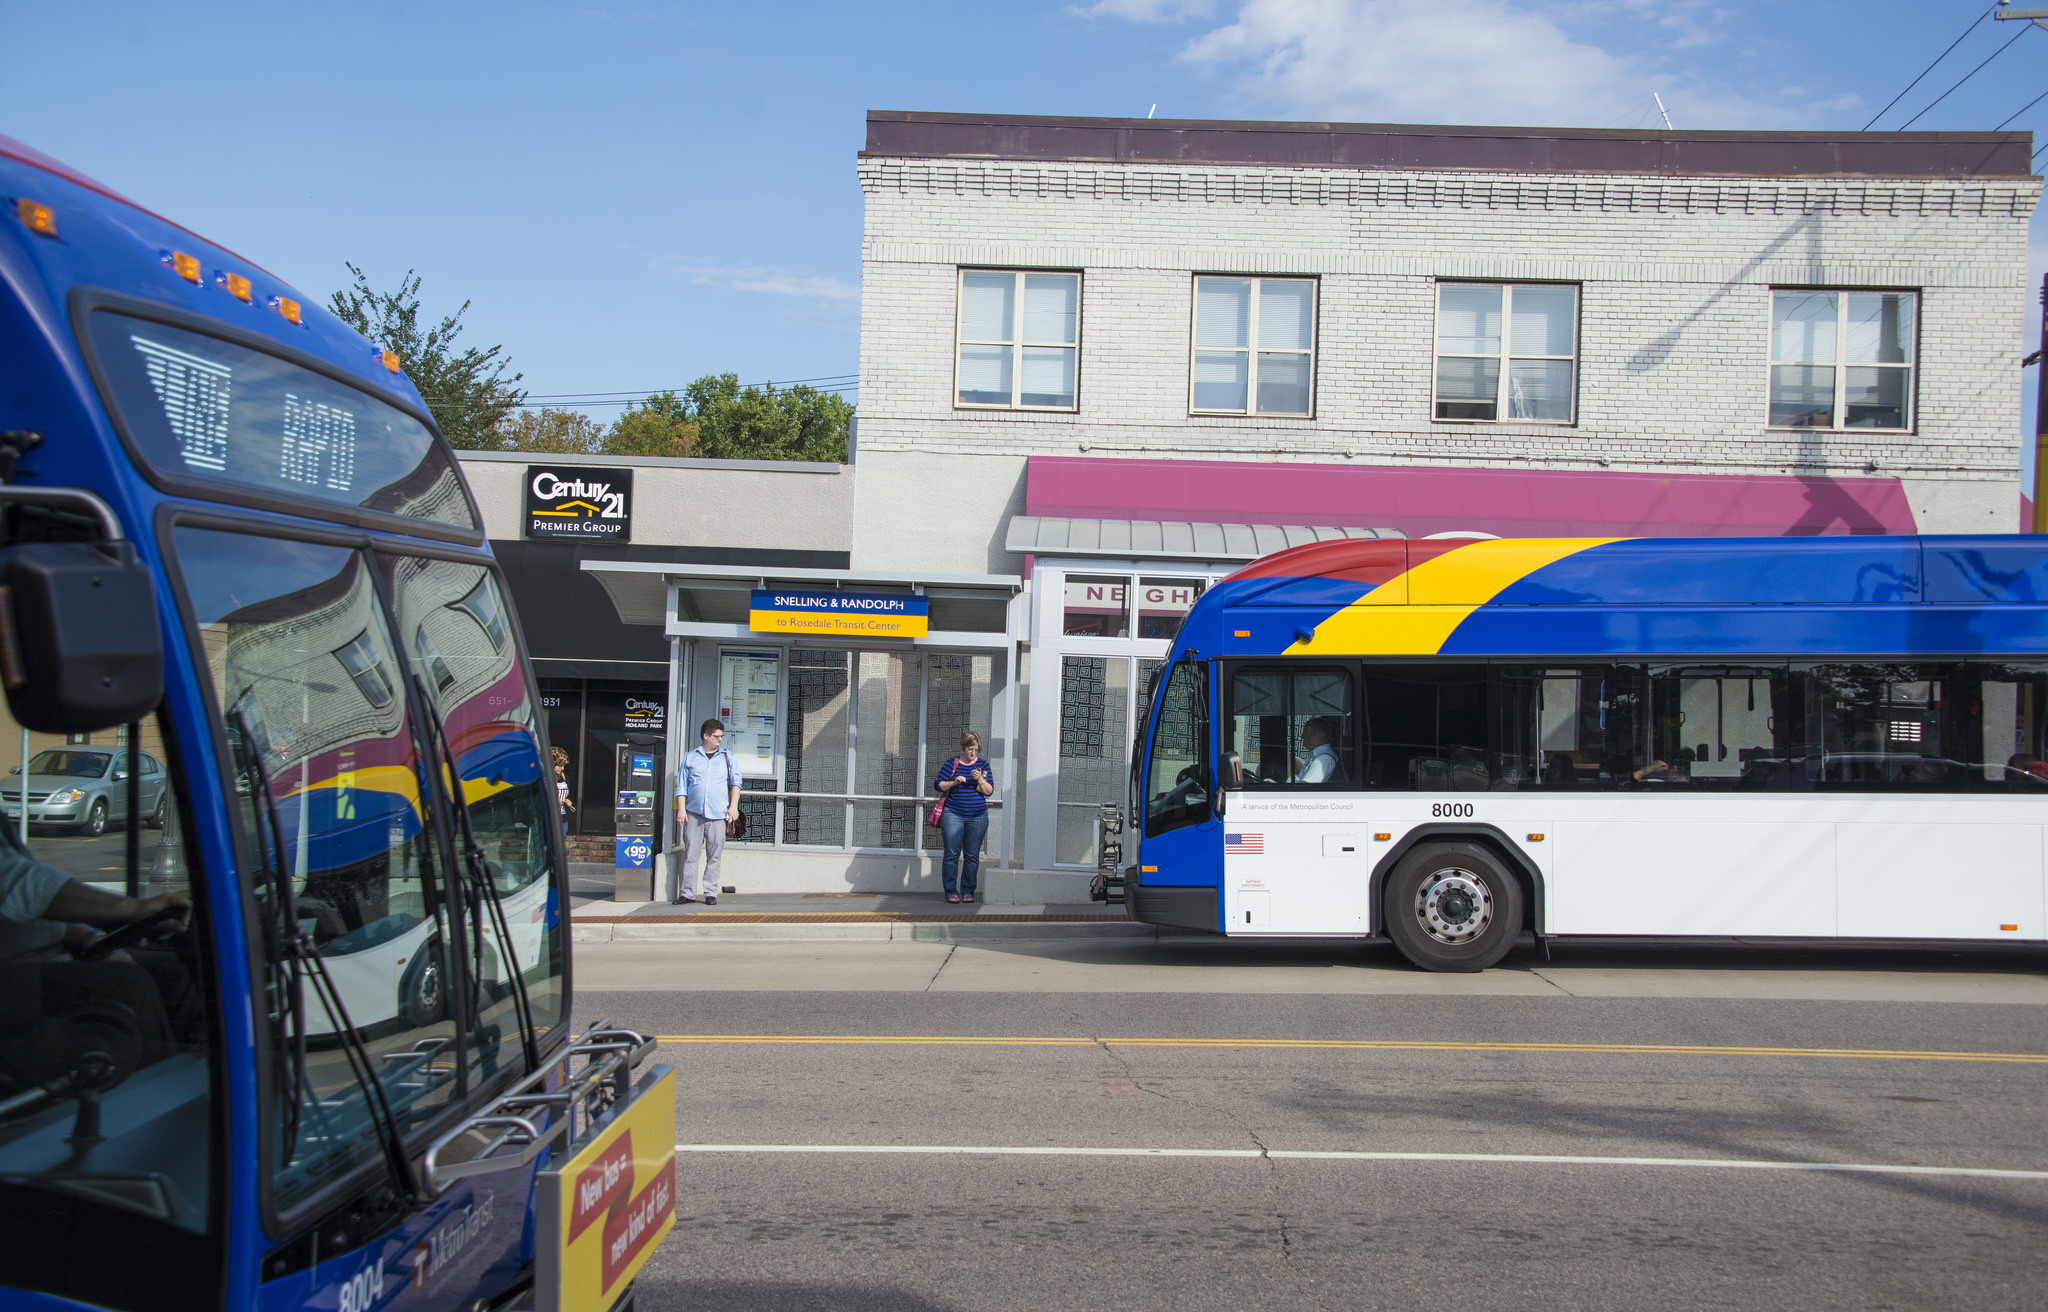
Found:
[673,894,696,904]
[705,895,717,905]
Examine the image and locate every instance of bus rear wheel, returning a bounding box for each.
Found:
[1384,842,1523,972]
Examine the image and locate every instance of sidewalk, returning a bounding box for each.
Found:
[569,891,1173,942]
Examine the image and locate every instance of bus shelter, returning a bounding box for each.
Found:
[579,560,1024,895]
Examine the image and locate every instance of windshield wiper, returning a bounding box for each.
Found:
[412,677,540,1075]
[234,710,419,1204]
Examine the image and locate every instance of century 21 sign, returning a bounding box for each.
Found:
[525,467,633,542]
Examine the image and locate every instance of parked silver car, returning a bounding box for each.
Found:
[2,748,168,836]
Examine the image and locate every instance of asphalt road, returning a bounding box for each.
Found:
[574,938,2048,1312]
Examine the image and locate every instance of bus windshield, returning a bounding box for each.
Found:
[171,525,561,1216]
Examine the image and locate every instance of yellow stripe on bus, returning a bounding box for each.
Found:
[1288,538,1617,656]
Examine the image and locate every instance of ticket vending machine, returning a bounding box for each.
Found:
[614,740,663,901]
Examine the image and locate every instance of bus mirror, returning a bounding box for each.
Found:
[0,542,163,732]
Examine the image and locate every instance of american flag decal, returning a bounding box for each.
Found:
[1224,833,1264,855]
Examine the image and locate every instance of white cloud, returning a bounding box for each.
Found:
[1073,0,1215,19]
[1180,0,1641,126]
[660,262,860,304]
[1116,0,1851,130]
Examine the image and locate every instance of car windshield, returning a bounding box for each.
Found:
[26,751,110,778]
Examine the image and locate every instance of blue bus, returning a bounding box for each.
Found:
[0,136,662,1310]
[1122,535,2048,971]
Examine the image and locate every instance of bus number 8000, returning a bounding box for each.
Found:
[1430,802,1474,818]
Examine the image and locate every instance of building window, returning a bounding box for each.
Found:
[1433,282,1578,422]
[1190,277,1315,416]
[955,269,1079,410]
[1769,290,1916,430]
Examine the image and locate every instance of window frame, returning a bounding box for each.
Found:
[1430,280,1581,425]
[1187,274,1320,418]
[951,267,1083,413]
[1223,660,1359,791]
[1765,287,1920,433]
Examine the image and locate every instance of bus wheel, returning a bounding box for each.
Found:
[398,940,446,1028]
[1384,842,1523,972]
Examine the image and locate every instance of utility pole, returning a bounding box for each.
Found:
[2036,275,2048,531]
[1653,93,1674,130]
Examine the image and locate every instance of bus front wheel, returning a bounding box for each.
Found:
[1384,842,1523,972]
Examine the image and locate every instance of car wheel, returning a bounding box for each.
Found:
[82,799,108,838]
[145,792,166,830]
[1383,841,1524,973]
[397,939,446,1028]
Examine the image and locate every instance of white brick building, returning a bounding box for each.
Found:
[850,112,2041,580]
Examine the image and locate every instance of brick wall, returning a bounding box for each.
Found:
[856,156,2040,492]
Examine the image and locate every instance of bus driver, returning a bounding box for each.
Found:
[1262,716,1339,785]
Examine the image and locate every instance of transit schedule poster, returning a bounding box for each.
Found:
[717,650,780,776]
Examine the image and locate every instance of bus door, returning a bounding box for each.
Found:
[1135,660,1220,910]
[1222,662,1365,934]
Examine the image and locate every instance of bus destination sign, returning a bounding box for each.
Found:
[525,466,632,541]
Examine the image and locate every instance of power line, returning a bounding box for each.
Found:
[1997,86,2048,128]
[1895,20,2035,129]
[1863,7,1991,130]
[411,374,859,406]
[517,374,858,401]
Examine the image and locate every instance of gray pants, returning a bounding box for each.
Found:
[673,812,725,901]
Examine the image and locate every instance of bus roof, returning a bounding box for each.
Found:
[1198,535,2048,659]
[0,132,272,276]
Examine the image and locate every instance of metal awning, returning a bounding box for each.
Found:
[1004,517,1403,561]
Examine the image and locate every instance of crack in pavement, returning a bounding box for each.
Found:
[922,944,957,992]
[1527,967,1579,996]
[1094,1038,1331,1309]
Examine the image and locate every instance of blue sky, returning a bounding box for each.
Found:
[6,0,2048,462]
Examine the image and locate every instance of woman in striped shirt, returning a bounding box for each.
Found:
[934,731,995,903]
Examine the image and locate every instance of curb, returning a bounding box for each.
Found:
[572,920,1179,943]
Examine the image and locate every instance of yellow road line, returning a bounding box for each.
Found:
[649,1034,2048,1064]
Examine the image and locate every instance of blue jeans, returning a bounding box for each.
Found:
[940,808,988,896]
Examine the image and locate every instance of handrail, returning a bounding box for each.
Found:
[743,790,1003,806]
[0,486,124,542]
[420,1021,657,1196]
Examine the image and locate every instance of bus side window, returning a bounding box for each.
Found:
[1144,661,1210,838]
[1229,665,1354,788]
[1969,662,2048,789]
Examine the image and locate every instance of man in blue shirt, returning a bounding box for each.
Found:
[672,719,742,904]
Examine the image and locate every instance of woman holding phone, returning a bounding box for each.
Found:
[933,731,995,904]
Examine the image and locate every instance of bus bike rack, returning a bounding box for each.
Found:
[1089,802,1125,905]
[420,1022,658,1196]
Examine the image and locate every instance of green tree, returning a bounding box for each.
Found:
[497,407,606,453]
[676,374,852,463]
[329,263,525,449]
[603,390,698,458]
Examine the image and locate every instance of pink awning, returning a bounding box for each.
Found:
[1025,457,1917,539]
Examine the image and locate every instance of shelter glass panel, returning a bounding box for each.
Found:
[1057,657,1130,864]
[782,649,850,846]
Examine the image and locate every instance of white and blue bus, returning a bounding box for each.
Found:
[1122,535,2048,971]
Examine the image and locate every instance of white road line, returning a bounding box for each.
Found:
[674,1143,2048,1181]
